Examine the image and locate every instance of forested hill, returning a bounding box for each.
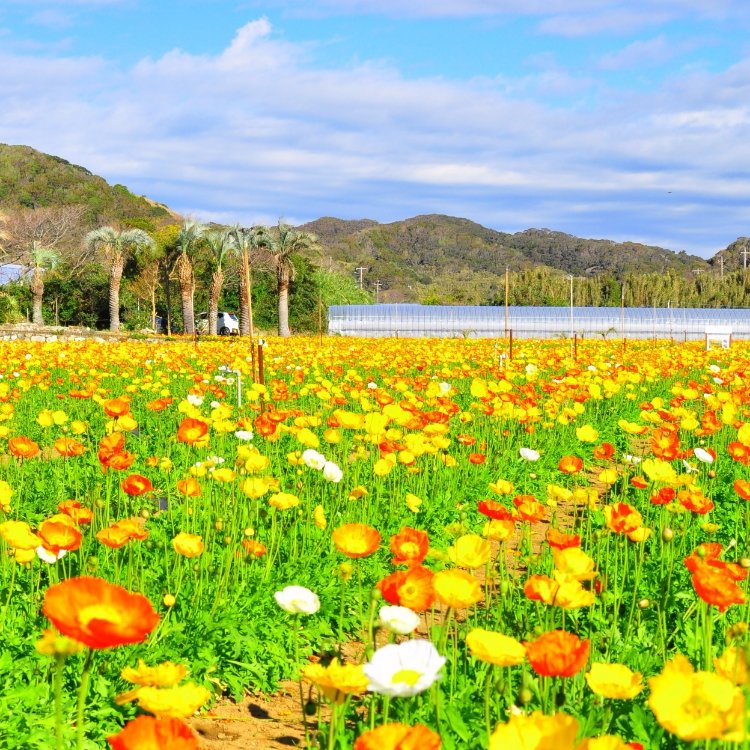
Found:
[298,214,712,304]
[0,144,172,225]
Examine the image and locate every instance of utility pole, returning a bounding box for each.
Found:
[742,240,750,270]
[355,267,366,289]
[374,280,382,304]
[720,255,724,278]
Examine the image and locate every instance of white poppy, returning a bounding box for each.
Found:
[36,546,66,564]
[364,639,445,697]
[622,454,642,465]
[235,430,254,441]
[187,393,204,406]
[274,585,321,615]
[378,606,421,636]
[682,460,698,474]
[519,448,540,462]
[322,461,343,483]
[301,449,327,470]
[693,447,714,464]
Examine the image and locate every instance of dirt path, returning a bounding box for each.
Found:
[190,685,305,749]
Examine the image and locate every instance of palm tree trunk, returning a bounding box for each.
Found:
[109,253,124,331]
[278,267,291,337]
[239,249,254,338]
[177,253,195,335]
[208,268,223,335]
[30,267,44,326]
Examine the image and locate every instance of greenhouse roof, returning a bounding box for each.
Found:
[328,304,750,339]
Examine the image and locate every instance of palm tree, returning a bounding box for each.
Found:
[175,221,206,335]
[84,227,155,331]
[28,245,60,325]
[204,229,236,335]
[229,225,272,338]
[267,222,321,337]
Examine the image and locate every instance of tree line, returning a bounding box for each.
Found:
[0,206,371,335]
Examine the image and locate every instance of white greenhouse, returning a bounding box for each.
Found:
[328,304,750,340]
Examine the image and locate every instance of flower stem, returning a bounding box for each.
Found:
[54,655,65,750]
[76,649,94,750]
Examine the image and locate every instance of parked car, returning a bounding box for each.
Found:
[196,311,240,335]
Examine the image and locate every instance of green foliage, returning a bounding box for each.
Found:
[0,292,23,324]
[299,215,724,305]
[0,144,171,225]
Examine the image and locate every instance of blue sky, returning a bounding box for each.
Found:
[1,1,749,257]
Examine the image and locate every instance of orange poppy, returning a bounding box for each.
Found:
[456,434,477,446]
[98,433,135,472]
[513,495,546,523]
[121,474,154,496]
[332,523,381,559]
[103,396,131,418]
[107,715,198,750]
[526,630,590,677]
[650,427,680,460]
[650,487,676,505]
[146,398,174,412]
[43,576,159,649]
[253,413,278,438]
[58,500,94,525]
[477,499,513,520]
[38,516,82,554]
[546,528,580,550]
[172,532,204,558]
[558,455,583,474]
[691,562,746,612]
[593,443,615,460]
[468,453,486,464]
[727,442,750,465]
[176,478,202,497]
[734,479,750,501]
[8,436,40,460]
[176,418,209,445]
[115,518,150,542]
[353,723,441,750]
[630,476,649,489]
[603,503,642,534]
[106,451,136,472]
[97,525,133,549]
[677,489,714,515]
[684,544,747,582]
[378,565,435,612]
[390,527,429,567]
[54,437,86,458]
[242,540,267,557]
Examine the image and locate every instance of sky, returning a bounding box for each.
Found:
[1,1,749,258]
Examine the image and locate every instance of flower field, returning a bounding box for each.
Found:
[2,335,750,749]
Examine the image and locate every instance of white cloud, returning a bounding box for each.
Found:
[1,18,749,256]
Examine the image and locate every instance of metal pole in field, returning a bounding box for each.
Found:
[568,274,574,358]
[505,268,509,335]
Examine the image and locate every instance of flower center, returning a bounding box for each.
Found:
[392,669,422,686]
[79,604,122,627]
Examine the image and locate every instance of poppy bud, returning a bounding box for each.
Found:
[638,598,650,609]
[517,688,534,705]
[662,527,674,542]
[214,520,224,531]
[740,558,750,569]
[163,593,176,607]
